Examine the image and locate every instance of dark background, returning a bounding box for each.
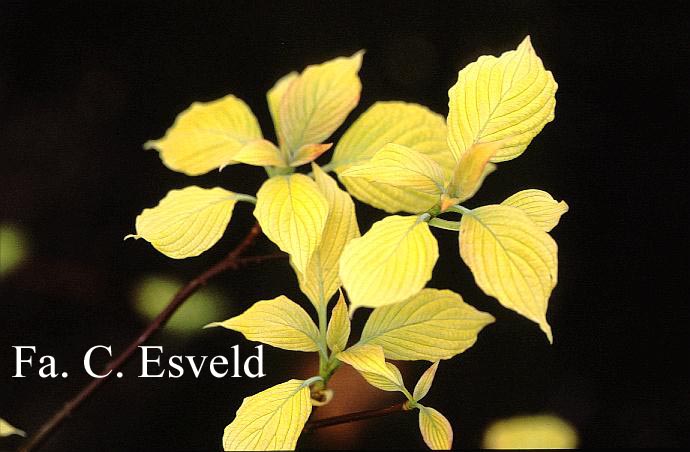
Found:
[1,1,688,450]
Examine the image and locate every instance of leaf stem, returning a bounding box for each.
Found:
[428,217,461,231]
[447,204,472,215]
[303,401,410,433]
[19,223,265,452]
[233,193,258,204]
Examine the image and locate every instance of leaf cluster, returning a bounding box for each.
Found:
[128,37,566,450]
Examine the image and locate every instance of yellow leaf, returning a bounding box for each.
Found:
[482,414,578,449]
[293,165,359,309]
[0,417,26,438]
[339,216,438,312]
[223,379,312,450]
[502,189,568,232]
[336,344,408,394]
[340,143,446,196]
[360,288,495,361]
[332,101,454,213]
[267,71,298,148]
[326,291,350,353]
[459,205,558,342]
[289,143,333,167]
[446,141,500,203]
[254,174,329,274]
[145,95,263,176]
[278,51,363,159]
[129,186,238,259]
[413,361,439,403]
[418,406,453,450]
[230,139,286,167]
[447,36,557,163]
[206,295,321,352]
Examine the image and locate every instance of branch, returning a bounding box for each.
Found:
[303,402,409,433]
[19,223,267,452]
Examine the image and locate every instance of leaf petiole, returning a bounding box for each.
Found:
[428,218,460,231]
[233,193,257,205]
[447,204,472,215]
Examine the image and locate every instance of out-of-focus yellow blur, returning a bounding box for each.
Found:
[483,414,578,449]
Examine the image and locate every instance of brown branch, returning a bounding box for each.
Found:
[19,222,264,452]
[303,402,409,433]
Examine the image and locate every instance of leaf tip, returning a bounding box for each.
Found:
[202,322,222,329]
[559,200,569,214]
[542,323,554,344]
[143,139,158,151]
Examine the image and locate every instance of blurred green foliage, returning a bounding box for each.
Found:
[0,223,30,278]
[132,274,229,335]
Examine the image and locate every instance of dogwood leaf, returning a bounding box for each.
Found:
[332,101,453,213]
[206,295,320,352]
[502,189,568,231]
[418,406,453,450]
[145,95,263,175]
[222,379,313,450]
[447,36,557,163]
[337,344,408,394]
[459,205,558,342]
[326,290,350,353]
[293,165,359,309]
[278,51,363,160]
[128,186,239,259]
[360,289,494,361]
[254,174,329,274]
[340,216,438,312]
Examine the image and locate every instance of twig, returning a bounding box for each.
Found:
[303,402,409,433]
[19,223,264,452]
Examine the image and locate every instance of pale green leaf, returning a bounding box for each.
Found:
[502,189,568,232]
[336,344,408,394]
[293,165,359,309]
[360,288,495,361]
[0,417,25,438]
[145,94,263,175]
[206,295,320,352]
[326,290,350,353]
[254,174,329,274]
[340,216,438,312]
[128,186,238,259]
[413,361,439,403]
[278,51,363,158]
[418,406,453,450]
[332,101,454,213]
[447,36,557,163]
[223,379,312,450]
[340,143,446,196]
[459,205,558,342]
